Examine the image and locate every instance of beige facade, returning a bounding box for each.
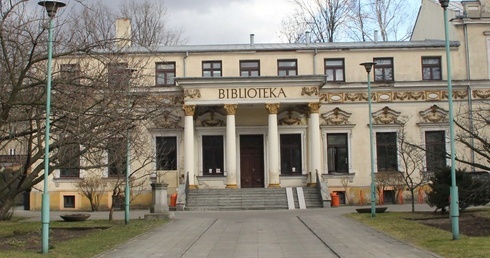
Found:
[28,1,490,210]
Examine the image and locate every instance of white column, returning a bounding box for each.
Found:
[183,105,197,188]
[308,102,322,186]
[266,103,280,188]
[224,104,238,188]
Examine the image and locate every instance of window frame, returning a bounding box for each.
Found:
[324,58,345,82]
[424,130,447,172]
[374,131,399,172]
[280,133,303,175]
[202,61,222,77]
[155,62,176,86]
[108,62,129,89]
[59,142,81,178]
[63,195,75,209]
[326,133,349,173]
[196,129,226,176]
[373,57,394,82]
[106,137,127,177]
[277,59,298,76]
[240,60,260,77]
[156,136,178,171]
[202,135,225,176]
[421,56,442,81]
[321,126,354,175]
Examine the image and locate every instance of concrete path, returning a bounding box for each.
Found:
[15,204,442,258]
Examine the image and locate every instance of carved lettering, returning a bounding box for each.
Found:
[218,87,287,99]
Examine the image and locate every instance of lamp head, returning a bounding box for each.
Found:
[360,62,377,73]
[38,1,66,18]
[439,0,449,8]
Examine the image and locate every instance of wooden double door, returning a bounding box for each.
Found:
[240,135,264,188]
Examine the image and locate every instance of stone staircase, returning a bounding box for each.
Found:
[185,187,322,211]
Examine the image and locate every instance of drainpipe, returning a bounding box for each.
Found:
[313,48,318,75]
[464,23,476,171]
[183,51,189,77]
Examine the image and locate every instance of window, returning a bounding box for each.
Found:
[108,62,129,89]
[280,134,302,174]
[240,60,260,77]
[327,133,348,173]
[63,195,75,208]
[60,64,80,85]
[425,131,446,172]
[156,136,177,170]
[422,57,442,80]
[59,143,81,178]
[202,61,222,77]
[324,59,345,82]
[202,136,224,175]
[277,59,297,76]
[373,58,394,82]
[156,62,176,86]
[376,132,398,171]
[107,138,126,177]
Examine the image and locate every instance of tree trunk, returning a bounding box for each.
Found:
[0,197,15,221]
[410,189,415,212]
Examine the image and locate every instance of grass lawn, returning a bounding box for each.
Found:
[0,218,167,258]
[346,208,490,258]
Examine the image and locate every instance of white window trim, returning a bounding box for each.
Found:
[279,126,307,175]
[418,123,450,171]
[321,125,354,174]
[151,130,182,173]
[196,127,226,176]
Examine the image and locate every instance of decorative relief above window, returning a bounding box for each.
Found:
[301,87,319,96]
[278,109,305,125]
[197,109,226,127]
[473,89,490,99]
[184,89,201,99]
[372,106,401,125]
[419,105,448,123]
[152,110,182,129]
[321,107,352,125]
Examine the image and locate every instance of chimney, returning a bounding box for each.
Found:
[116,18,131,48]
[250,34,255,46]
[374,30,378,43]
[305,31,310,45]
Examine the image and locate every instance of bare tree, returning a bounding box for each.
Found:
[279,0,352,43]
[397,117,429,212]
[76,174,105,211]
[0,0,182,220]
[119,0,186,47]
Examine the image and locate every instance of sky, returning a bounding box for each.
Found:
[164,0,295,45]
[31,0,425,45]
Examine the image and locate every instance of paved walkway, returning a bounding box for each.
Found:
[15,204,442,258]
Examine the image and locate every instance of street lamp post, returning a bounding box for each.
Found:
[438,0,459,240]
[125,68,137,225]
[360,62,377,218]
[38,0,66,254]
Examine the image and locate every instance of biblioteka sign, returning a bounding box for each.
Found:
[218,87,287,99]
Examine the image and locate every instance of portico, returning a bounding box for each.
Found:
[177,76,326,189]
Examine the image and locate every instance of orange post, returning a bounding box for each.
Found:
[170,193,177,207]
[331,192,340,207]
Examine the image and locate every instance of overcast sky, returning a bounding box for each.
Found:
[164,0,295,45]
[34,0,423,45]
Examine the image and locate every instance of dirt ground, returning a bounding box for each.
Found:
[417,213,490,237]
[0,227,106,252]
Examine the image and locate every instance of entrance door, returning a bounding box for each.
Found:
[240,135,264,188]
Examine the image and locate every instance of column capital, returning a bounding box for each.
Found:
[182,105,196,116]
[265,103,280,114]
[224,104,238,115]
[308,102,321,113]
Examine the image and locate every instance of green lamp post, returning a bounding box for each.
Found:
[38,0,66,254]
[438,0,460,240]
[360,61,377,218]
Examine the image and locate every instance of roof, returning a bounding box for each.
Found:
[116,40,459,54]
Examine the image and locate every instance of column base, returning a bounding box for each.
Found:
[268,183,281,188]
[188,185,198,189]
[307,183,317,187]
[225,184,238,189]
